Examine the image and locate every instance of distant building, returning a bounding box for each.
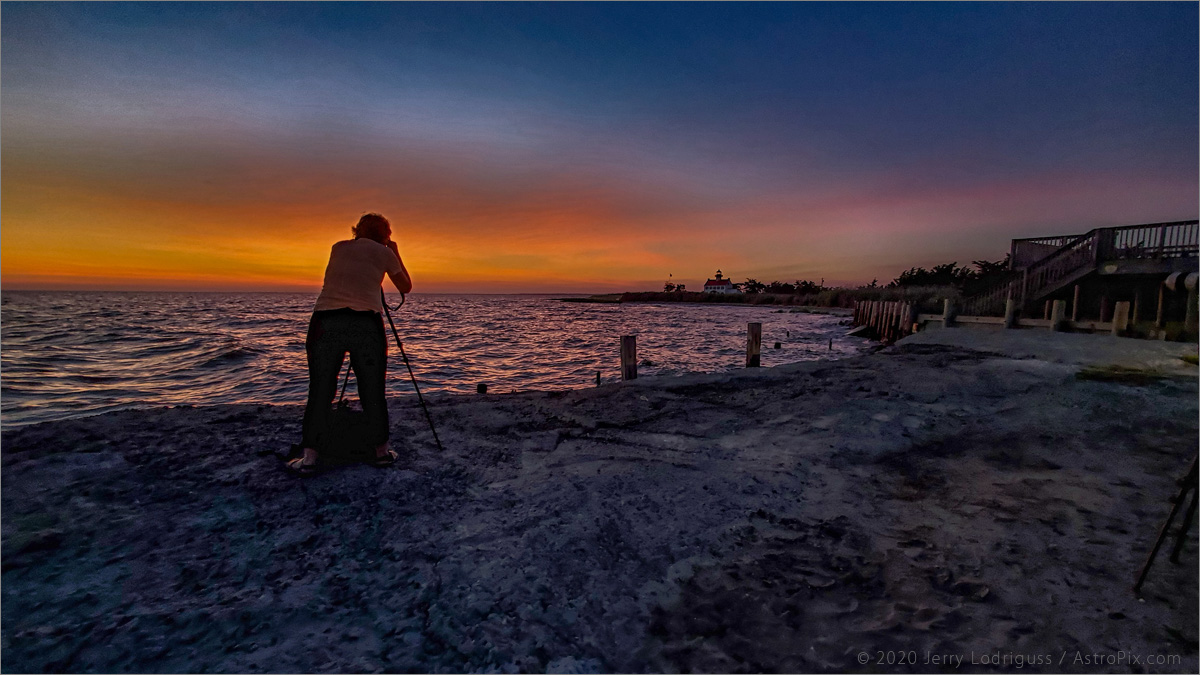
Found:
[703,270,739,294]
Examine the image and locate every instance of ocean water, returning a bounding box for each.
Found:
[0,292,869,429]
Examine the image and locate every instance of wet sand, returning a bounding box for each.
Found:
[2,332,1197,673]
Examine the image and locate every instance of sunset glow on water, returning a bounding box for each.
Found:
[0,292,867,428]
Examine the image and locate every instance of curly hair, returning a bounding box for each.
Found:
[351,213,391,243]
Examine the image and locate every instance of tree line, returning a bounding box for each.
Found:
[665,256,1011,295]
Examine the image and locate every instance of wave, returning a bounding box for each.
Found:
[198,346,264,368]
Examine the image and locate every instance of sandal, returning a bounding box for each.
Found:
[370,448,398,468]
[286,457,320,476]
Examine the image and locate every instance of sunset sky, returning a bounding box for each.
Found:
[2,2,1197,293]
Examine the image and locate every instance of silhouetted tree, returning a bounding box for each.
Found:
[663,282,676,292]
[888,256,1010,293]
[740,278,766,294]
[794,278,827,294]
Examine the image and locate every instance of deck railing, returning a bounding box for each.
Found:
[1102,220,1199,260]
[1011,234,1088,269]
[962,220,1198,317]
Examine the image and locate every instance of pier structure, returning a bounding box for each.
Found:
[853,220,1199,342]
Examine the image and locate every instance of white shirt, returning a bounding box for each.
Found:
[313,239,404,314]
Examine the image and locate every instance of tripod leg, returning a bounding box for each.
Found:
[1135,481,1192,592]
[1169,487,1198,564]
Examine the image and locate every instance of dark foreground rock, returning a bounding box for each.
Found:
[2,341,1197,673]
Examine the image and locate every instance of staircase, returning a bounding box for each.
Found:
[961,220,1199,317]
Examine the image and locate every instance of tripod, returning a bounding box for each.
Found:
[381,291,445,453]
[1134,455,1198,592]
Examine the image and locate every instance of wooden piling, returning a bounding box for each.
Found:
[1100,296,1110,323]
[1186,283,1199,337]
[746,322,762,367]
[1050,300,1068,332]
[1111,301,1131,337]
[942,298,957,328]
[1003,298,1017,329]
[477,383,488,394]
[1155,284,1166,329]
[1043,300,1051,321]
[1072,284,1081,322]
[620,335,637,380]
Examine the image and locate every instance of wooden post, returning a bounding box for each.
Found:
[1003,298,1017,329]
[1111,301,1130,337]
[1155,284,1166,329]
[620,335,637,380]
[1100,296,1110,323]
[746,322,762,367]
[1186,284,1199,338]
[1132,291,1141,325]
[595,371,601,387]
[477,383,488,394]
[942,298,957,328]
[905,303,917,336]
[1050,300,1068,332]
[1043,300,1051,321]
[1071,284,1081,322]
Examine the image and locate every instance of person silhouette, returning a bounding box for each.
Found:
[291,213,412,474]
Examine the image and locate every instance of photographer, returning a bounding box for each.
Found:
[291,213,412,474]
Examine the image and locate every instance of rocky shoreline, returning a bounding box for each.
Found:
[2,332,1197,673]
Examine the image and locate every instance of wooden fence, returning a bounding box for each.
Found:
[851,300,917,343]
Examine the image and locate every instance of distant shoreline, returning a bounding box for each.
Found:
[560,291,854,314]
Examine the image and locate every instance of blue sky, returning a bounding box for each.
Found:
[3,2,1196,291]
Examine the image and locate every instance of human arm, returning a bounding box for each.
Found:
[385,240,413,294]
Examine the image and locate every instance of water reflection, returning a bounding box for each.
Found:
[1,292,868,428]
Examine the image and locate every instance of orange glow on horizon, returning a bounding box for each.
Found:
[3,137,1196,293]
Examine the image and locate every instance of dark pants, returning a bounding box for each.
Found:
[302,309,389,450]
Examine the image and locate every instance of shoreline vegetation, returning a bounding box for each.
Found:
[561,259,1013,310]
[2,331,1197,672]
[561,287,959,312]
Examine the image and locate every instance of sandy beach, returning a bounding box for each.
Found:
[2,330,1197,673]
